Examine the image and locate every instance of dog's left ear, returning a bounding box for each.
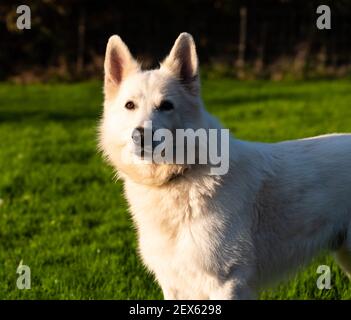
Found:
[161,33,199,94]
[104,35,139,100]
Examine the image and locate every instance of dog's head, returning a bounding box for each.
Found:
[99,33,207,186]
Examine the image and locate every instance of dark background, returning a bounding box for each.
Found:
[1,0,351,81]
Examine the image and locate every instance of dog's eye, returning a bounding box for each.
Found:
[157,100,174,111]
[125,101,136,110]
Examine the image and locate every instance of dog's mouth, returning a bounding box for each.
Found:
[133,147,169,162]
[133,146,153,160]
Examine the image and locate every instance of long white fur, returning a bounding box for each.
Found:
[99,33,351,299]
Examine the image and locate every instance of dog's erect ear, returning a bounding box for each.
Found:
[161,33,199,94]
[104,35,139,100]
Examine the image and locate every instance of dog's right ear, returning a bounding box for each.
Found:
[161,33,199,95]
[104,35,139,100]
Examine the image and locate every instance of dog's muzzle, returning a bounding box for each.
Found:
[132,127,155,155]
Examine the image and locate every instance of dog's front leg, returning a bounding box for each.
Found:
[161,285,178,300]
[209,279,257,300]
[209,281,256,300]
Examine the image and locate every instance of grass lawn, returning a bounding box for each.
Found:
[0,78,351,299]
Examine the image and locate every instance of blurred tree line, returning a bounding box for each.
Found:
[1,0,351,82]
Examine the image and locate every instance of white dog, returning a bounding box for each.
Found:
[99,32,351,299]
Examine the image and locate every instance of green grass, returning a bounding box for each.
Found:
[0,79,351,299]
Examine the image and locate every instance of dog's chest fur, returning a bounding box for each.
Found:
[124,173,244,298]
[123,163,261,298]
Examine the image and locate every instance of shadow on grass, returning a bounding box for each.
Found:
[0,109,101,123]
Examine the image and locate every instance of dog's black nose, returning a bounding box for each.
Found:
[132,127,144,145]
